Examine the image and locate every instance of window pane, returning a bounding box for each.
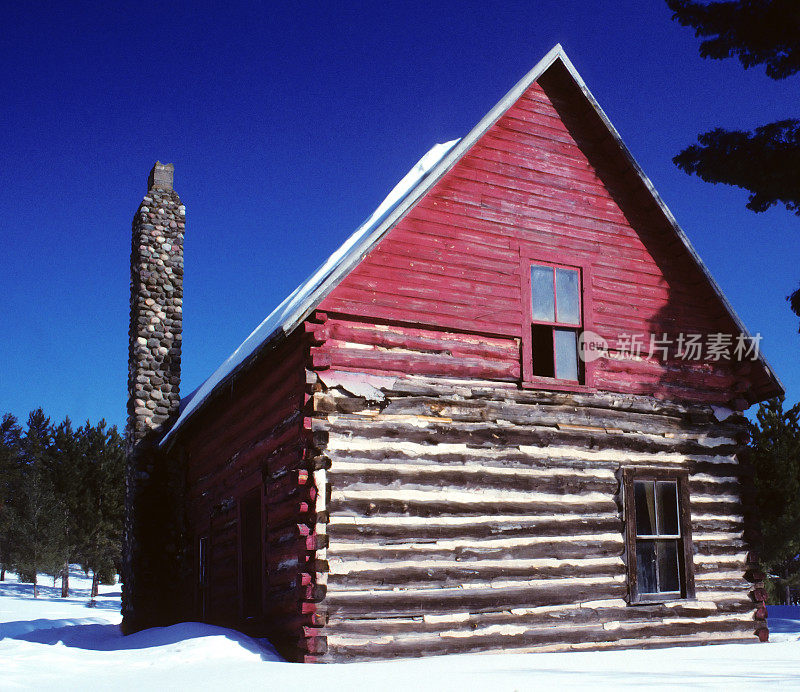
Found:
[531,324,555,378]
[638,540,681,595]
[531,265,555,322]
[656,539,681,593]
[634,480,656,535]
[636,539,657,594]
[656,481,680,535]
[554,329,578,381]
[555,268,581,325]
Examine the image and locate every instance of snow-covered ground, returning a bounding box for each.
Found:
[2,568,800,690]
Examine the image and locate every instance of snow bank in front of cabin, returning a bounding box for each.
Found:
[163,139,460,446]
[0,567,282,690]
[3,568,800,690]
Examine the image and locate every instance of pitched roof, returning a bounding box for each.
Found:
[162,44,783,446]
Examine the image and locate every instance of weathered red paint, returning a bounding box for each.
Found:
[315,71,774,405]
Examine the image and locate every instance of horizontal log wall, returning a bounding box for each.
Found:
[316,68,773,404]
[179,330,324,661]
[310,374,762,661]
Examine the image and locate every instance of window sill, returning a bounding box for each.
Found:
[630,595,694,606]
[521,378,596,394]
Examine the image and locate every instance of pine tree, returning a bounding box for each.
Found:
[46,417,84,597]
[77,420,124,601]
[0,414,22,581]
[667,0,800,80]
[748,398,800,603]
[0,408,126,600]
[667,0,800,322]
[9,410,63,596]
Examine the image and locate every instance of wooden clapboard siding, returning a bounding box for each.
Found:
[307,316,521,381]
[178,330,325,661]
[308,375,761,661]
[316,71,765,406]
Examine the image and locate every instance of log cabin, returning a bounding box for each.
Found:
[122,45,783,661]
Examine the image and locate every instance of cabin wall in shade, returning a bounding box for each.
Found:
[177,329,327,661]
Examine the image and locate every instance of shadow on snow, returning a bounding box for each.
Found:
[2,619,282,661]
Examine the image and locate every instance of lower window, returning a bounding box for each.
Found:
[623,469,695,602]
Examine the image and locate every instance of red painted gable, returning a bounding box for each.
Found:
[315,62,772,407]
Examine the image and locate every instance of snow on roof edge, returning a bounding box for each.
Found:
[161,139,460,445]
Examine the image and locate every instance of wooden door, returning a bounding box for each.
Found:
[239,491,263,619]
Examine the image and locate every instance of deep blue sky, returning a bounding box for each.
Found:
[2,1,798,430]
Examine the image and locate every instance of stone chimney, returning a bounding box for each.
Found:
[127,161,184,438]
[122,162,186,633]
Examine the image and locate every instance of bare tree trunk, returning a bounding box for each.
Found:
[1,566,5,581]
[61,561,69,598]
[33,571,38,598]
[91,571,100,598]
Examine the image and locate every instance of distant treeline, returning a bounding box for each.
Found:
[0,409,124,598]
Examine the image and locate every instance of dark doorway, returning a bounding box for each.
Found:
[239,491,263,618]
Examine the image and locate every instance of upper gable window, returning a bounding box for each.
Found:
[529,264,582,382]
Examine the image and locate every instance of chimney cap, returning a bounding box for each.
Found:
[148,161,174,191]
